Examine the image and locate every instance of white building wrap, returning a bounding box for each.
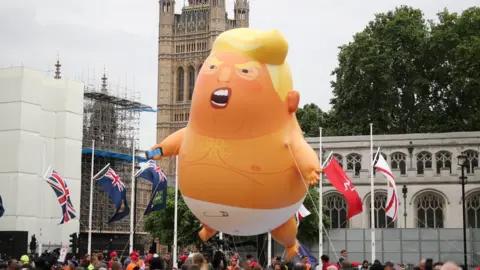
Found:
[0,67,83,249]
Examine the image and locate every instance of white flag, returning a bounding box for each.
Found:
[374,152,399,221]
[295,204,311,227]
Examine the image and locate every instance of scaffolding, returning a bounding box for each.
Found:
[79,71,153,236]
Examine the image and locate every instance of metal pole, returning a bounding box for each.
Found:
[39,141,46,255]
[318,127,323,269]
[403,185,407,228]
[369,123,375,262]
[88,140,95,255]
[267,233,272,267]
[461,165,468,268]
[173,156,179,268]
[133,176,138,249]
[129,139,135,253]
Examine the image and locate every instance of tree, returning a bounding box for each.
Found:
[297,187,331,244]
[296,103,333,137]
[144,188,202,247]
[329,6,480,135]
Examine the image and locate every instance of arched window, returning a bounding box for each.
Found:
[167,2,171,12]
[332,153,343,168]
[346,153,362,176]
[163,2,167,12]
[367,192,395,228]
[466,192,480,228]
[416,192,445,228]
[372,152,387,175]
[391,152,407,175]
[435,151,452,174]
[463,150,479,174]
[416,151,432,175]
[187,66,195,100]
[324,194,348,229]
[177,67,184,102]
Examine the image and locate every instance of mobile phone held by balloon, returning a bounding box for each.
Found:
[146,148,163,159]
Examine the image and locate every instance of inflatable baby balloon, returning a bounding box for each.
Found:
[148,28,321,258]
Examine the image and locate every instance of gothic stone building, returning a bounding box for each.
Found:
[306,131,480,230]
[156,0,249,180]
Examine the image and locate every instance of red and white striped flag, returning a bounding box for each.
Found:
[295,204,311,227]
[374,151,399,221]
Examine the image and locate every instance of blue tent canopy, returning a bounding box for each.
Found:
[82,148,147,163]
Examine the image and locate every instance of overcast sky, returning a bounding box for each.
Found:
[0,0,476,150]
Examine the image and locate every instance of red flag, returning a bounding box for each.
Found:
[323,157,363,220]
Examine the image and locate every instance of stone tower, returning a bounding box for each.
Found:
[234,0,249,28]
[156,0,250,180]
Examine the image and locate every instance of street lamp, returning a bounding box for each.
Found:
[402,185,408,228]
[458,154,468,269]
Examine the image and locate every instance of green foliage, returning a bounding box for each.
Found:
[297,187,331,244]
[144,188,202,246]
[296,103,334,136]
[296,6,480,136]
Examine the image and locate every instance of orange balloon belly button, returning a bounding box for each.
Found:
[183,195,304,236]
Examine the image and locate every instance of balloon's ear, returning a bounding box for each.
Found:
[287,90,300,113]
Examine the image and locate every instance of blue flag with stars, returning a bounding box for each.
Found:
[97,168,130,223]
[136,161,168,215]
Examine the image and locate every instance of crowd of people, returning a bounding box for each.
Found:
[0,248,471,270]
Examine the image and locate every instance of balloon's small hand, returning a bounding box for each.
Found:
[306,168,321,185]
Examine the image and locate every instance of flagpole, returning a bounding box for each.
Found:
[173,156,179,268]
[39,141,46,255]
[369,123,375,262]
[318,127,323,269]
[267,233,272,266]
[87,139,95,255]
[129,138,135,253]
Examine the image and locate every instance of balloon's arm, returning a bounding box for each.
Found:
[147,127,186,160]
[289,124,322,186]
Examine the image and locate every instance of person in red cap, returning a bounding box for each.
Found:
[227,258,240,270]
[109,252,118,270]
[127,252,144,270]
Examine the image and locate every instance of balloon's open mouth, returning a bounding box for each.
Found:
[210,88,231,109]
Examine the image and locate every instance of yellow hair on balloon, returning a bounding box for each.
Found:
[211,28,293,101]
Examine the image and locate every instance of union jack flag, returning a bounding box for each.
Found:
[104,168,126,192]
[148,163,167,182]
[45,170,77,224]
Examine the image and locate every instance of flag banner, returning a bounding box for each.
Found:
[322,157,363,220]
[97,168,130,223]
[374,151,399,221]
[0,194,4,218]
[45,170,77,224]
[136,161,168,215]
[295,204,311,227]
[298,241,318,267]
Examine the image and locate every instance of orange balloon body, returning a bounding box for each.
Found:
[150,28,320,258]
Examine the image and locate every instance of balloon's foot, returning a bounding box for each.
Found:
[285,240,299,260]
[198,225,217,242]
